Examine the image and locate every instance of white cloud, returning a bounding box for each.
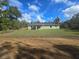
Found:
[54,0,68,3]
[67,1,76,6]
[20,13,31,23]
[20,3,44,22]
[36,15,45,22]
[28,5,39,12]
[52,0,76,6]
[9,0,23,8]
[20,13,46,23]
[63,5,79,18]
[27,4,45,22]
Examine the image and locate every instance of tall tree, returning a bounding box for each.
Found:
[0,0,9,30]
[9,6,21,19]
[53,17,60,26]
[0,0,21,30]
[61,13,79,30]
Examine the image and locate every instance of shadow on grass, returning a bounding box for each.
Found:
[54,45,79,59]
[16,44,54,59]
[0,42,14,59]
[0,42,79,59]
[15,43,77,59]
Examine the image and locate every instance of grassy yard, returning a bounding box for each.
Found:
[0,28,79,38]
[0,29,79,59]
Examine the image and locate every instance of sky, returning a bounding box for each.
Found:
[8,0,79,22]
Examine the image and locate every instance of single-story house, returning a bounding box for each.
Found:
[27,22,60,30]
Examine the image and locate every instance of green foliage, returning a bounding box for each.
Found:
[54,17,60,26]
[0,0,27,31]
[1,2,8,6]
[8,19,20,30]
[0,18,9,30]
[0,0,8,8]
[9,7,21,18]
[61,13,79,30]
[20,20,28,28]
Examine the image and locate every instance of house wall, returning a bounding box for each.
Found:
[28,26,31,30]
[39,26,60,29]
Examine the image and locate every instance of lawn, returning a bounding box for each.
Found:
[0,29,79,59]
[0,28,79,38]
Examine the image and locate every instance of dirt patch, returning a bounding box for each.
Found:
[0,38,79,59]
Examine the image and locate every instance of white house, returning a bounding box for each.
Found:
[27,22,60,30]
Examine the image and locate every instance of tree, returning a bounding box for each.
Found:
[0,0,9,30]
[8,19,20,30]
[8,6,21,19]
[36,21,41,29]
[53,17,60,26]
[0,0,21,31]
[61,13,79,30]
[69,13,79,29]
[20,20,28,28]
[0,17,9,30]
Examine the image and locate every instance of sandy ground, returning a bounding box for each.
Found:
[0,37,79,47]
[0,37,79,59]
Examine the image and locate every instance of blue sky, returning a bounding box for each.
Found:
[9,0,79,22]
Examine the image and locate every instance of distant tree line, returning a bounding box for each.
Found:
[0,0,27,31]
[60,13,79,30]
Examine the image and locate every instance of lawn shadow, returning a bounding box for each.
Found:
[0,42,14,59]
[0,41,79,59]
[54,45,79,59]
[16,44,54,59]
[15,43,74,59]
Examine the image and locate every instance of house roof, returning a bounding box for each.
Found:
[28,22,58,26]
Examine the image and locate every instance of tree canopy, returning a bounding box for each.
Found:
[0,0,27,31]
[53,17,60,26]
[61,13,79,30]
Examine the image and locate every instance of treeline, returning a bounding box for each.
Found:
[0,0,27,31]
[61,13,79,30]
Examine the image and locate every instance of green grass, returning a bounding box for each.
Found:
[0,28,79,38]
